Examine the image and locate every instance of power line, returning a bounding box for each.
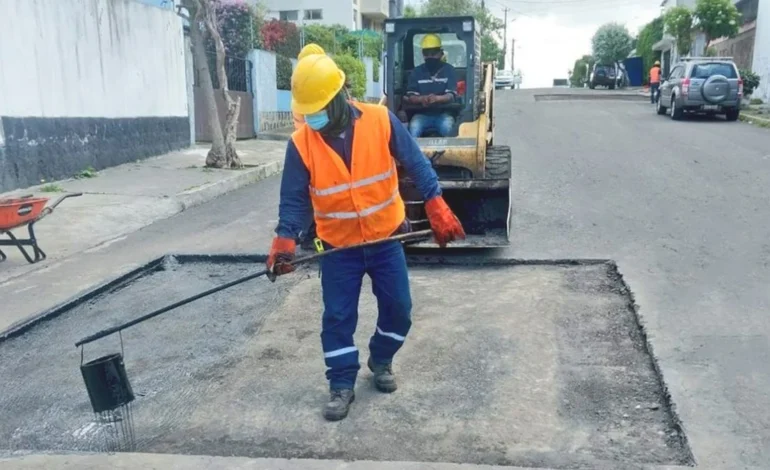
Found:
[490,0,654,14]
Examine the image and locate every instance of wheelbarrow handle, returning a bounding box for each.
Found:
[37,193,83,221]
[74,229,434,348]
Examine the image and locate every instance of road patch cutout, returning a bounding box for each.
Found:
[0,256,693,467]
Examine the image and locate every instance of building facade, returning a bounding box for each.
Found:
[261,0,394,31]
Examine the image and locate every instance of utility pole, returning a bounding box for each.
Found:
[511,38,515,71]
[501,7,510,69]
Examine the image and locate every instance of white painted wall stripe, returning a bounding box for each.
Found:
[0,0,188,118]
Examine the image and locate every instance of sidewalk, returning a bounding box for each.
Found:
[0,140,286,284]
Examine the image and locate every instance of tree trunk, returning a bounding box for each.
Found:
[200,0,242,168]
[183,0,226,167]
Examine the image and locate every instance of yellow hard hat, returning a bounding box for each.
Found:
[654,60,661,66]
[421,34,442,49]
[291,55,346,115]
[298,43,325,61]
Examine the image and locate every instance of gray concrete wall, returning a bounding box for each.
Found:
[753,0,770,102]
[184,35,195,144]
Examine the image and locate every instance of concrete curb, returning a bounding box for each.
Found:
[0,453,703,470]
[739,112,770,127]
[176,160,284,210]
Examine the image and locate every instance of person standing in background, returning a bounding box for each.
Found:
[649,60,662,104]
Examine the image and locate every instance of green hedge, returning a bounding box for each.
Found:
[333,54,366,99]
[276,55,293,91]
[740,69,760,97]
[373,58,380,83]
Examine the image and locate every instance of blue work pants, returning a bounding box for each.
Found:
[319,240,412,390]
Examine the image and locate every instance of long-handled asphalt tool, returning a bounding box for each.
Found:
[74,229,433,451]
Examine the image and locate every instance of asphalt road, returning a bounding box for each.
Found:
[2,88,769,468]
[500,89,770,468]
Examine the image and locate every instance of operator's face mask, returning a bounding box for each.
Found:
[305,110,330,131]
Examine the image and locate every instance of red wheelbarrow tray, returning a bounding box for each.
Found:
[0,193,82,264]
[0,197,50,231]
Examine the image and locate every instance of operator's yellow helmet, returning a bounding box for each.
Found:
[291,54,346,115]
[421,34,442,50]
[298,43,325,61]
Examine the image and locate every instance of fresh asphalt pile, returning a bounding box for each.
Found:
[0,257,692,467]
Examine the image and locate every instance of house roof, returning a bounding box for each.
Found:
[653,35,675,51]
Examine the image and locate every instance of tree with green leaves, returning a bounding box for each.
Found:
[591,23,633,64]
[404,5,418,18]
[694,0,741,45]
[664,6,694,57]
[636,16,664,83]
[570,55,595,88]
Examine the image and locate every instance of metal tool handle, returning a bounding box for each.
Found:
[74,230,433,347]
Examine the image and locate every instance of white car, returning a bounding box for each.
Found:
[495,70,516,89]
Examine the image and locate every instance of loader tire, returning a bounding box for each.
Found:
[485,145,512,179]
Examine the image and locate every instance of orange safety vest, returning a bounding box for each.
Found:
[650,66,661,84]
[292,101,405,248]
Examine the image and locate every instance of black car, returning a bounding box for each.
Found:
[589,64,617,89]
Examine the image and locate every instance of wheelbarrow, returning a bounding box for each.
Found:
[0,193,83,264]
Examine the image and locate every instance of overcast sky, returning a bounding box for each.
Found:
[405,0,663,88]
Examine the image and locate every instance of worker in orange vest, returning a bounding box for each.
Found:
[267,54,466,421]
[650,60,662,104]
[292,43,355,251]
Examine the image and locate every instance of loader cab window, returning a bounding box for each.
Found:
[412,34,467,69]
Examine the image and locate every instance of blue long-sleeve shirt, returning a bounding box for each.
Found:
[276,105,441,239]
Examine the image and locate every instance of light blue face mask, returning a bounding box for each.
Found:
[305,110,330,131]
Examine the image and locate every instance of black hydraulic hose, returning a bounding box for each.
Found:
[74,230,433,347]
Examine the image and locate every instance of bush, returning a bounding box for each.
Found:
[303,24,336,52]
[740,69,760,96]
[373,58,380,83]
[333,54,366,99]
[261,20,300,57]
[276,55,293,91]
[216,0,256,57]
[750,98,764,105]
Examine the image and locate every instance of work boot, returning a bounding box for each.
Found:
[368,358,398,393]
[323,389,355,421]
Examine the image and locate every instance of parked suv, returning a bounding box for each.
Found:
[588,64,616,89]
[656,58,743,121]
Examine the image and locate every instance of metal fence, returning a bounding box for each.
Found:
[194,51,252,93]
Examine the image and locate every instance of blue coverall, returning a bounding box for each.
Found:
[406,62,458,137]
[276,105,441,390]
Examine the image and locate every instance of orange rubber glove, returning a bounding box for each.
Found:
[266,237,296,281]
[425,196,466,248]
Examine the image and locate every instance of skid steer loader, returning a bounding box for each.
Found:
[382,16,512,248]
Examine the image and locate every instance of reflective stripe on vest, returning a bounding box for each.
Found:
[311,167,394,197]
[315,188,399,219]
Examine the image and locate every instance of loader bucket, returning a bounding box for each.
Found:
[400,178,511,248]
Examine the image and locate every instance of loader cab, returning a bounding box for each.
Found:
[384,17,480,137]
